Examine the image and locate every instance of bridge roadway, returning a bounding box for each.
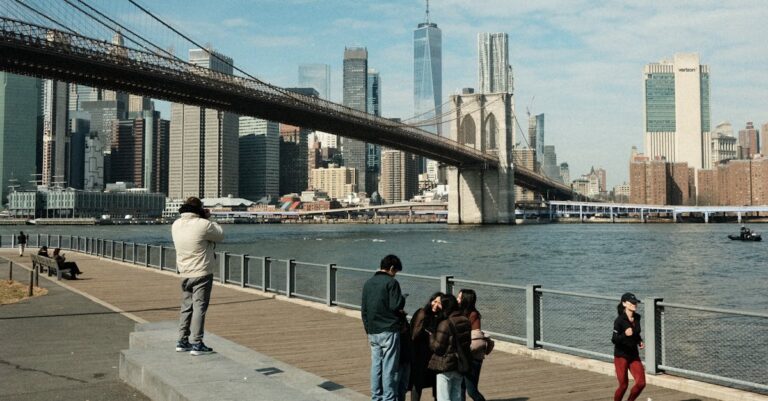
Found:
[0,17,575,200]
[0,249,744,401]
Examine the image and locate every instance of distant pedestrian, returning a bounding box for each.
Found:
[172,197,224,356]
[361,254,406,401]
[17,231,27,256]
[409,292,444,401]
[612,292,646,401]
[458,289,486,401]
[429,294,472,401]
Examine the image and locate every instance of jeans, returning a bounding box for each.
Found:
[462,359,485,401]
[369,331,401,401]
[436,371,463,401]
[178,274,214,343]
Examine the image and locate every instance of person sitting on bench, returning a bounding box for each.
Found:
[52,248,83,279]
[37,246,50,257]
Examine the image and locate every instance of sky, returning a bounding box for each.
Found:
[125,0,767,187]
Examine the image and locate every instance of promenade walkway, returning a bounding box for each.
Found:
[0,249,742,401]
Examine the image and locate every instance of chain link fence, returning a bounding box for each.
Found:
[293,262,327,303]
[454,279,527,343]
[659,303,768,391]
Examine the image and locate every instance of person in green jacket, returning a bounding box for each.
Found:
[361,255,406,401]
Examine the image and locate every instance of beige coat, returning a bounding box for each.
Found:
[172,213,224,278]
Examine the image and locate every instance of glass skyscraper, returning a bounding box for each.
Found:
[0,73,40,203]
[366,69,381,195]
[643,53,710,169]
[342,47,368,194]
[299,64,336,148]
[478,33,513,94]
[414,5,442,179]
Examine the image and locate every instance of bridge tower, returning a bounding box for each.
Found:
[447,92,516,224]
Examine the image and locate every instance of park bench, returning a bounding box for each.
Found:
[30,254,71,281]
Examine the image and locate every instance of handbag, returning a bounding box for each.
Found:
[470,329,495,357]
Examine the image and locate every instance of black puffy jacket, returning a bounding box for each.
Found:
[612,312,643,360]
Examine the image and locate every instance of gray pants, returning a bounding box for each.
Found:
[178,273,213,344]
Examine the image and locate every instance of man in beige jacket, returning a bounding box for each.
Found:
[172,197,224,355]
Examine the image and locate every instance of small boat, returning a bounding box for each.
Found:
[728,233,762,242]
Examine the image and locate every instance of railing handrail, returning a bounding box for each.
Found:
[2,233,766,393]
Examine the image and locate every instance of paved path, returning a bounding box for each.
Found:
[0,257,149,401]
[0,250,723,401]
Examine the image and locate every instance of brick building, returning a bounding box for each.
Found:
[629,157,695,205]
[697,157,768,206]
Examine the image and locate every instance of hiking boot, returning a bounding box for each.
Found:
[175,339,192,352]
[190,342,213,356]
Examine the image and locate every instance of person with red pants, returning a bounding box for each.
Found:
[612,292,646,401]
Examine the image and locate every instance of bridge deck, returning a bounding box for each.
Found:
[0,249,724,401]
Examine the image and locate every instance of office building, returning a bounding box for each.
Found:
[379,149,418,204]
[414,5,443,179]
[298,64,335,148]
[643,53,710,170]
[706,121,737,168]
[541,145,562,182]
[0,73,40,203]
[239,117,279,201]
[280,123,309,195]
[738,122,760,159]
[80,99,128,190]
[559,162,571,185]
[512,148,535,202]
[68,85,102,112]
[310,165,357,200]
[42,79,69,186]
[8,188,165,218]
[478,33,513,94]
[762,122,768,155]
[365,69,381,195]
[342,47,368,193]
[128,95,153,116]
[614,183,631,203]
[528,113,545,166]
[68,116,88,190]
[169,49,239,199]
[110,119,144,186]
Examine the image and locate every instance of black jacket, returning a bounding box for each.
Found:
[428,312,472,373]
[361,271,406,334]
[612,312,643,360]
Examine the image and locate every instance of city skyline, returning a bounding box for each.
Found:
[142,0,767,187]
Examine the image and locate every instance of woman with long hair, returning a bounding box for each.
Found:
[408,292,444,401]
[458,289,486,401]
[612,292,646,401]
[429,294,472,401]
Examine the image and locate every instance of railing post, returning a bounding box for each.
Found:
[645,297,664,374]
[110,240,115,259]
[68,235,73,250]
[262,257,271,292]
[241,254,248,287]
[132,243,137,264]
[11,234,16,248]
[286,259,296,298]
[9,261,13,281]
[28,269,34,297]
[144,244,149,267]
[219,252,228,283]
[440,275,454,294]
[159,246,165,269]
[37,234,41,247]
[57,235,62,249]
[34,266,39,287]
[326,263,336,306]
[526,284,542,349]
[121,242,126,262]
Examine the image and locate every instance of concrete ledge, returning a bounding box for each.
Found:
[121,322,367,401]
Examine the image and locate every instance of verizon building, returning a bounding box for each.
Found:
[643,53,711,170]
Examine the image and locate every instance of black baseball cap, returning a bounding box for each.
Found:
[621,292,641,304]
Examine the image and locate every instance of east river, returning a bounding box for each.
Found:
[5,223,767,311]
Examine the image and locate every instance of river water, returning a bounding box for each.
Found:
[5,223,766,310]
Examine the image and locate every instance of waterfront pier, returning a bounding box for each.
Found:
[1,246,765,401]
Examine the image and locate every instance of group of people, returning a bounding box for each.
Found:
[361,256,492,401]
[166,196,647,401]
[36,245,83,279]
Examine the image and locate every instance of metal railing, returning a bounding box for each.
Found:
[1,233,765,393]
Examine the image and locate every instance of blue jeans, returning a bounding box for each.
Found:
[369,331,401,401]
[436,371,463,401]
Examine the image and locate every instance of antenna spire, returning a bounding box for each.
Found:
[425,0,430,23]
